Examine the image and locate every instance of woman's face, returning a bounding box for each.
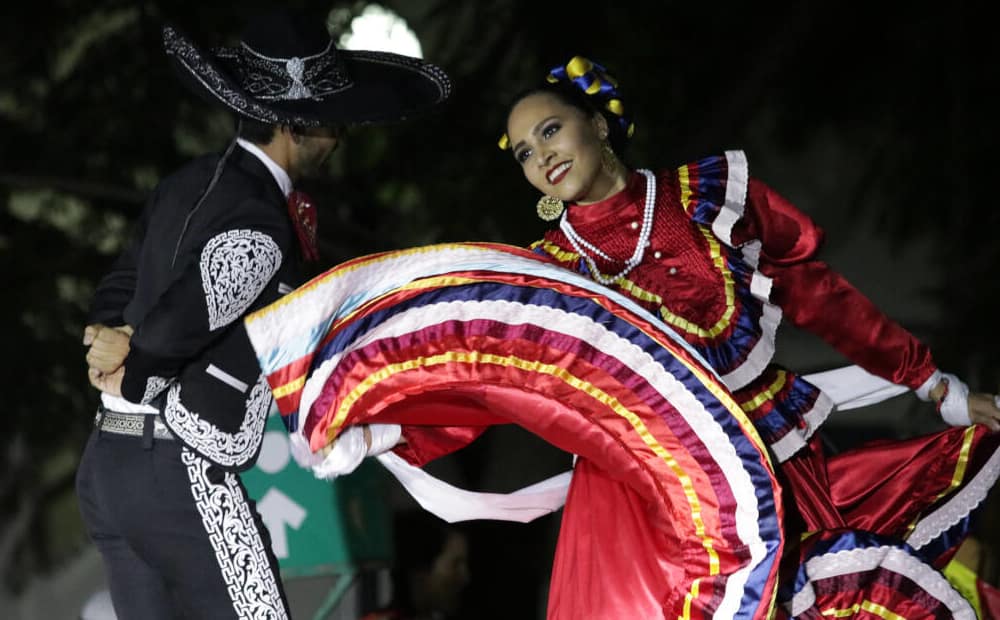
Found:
[506,92,616,205]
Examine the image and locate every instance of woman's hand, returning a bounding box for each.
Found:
[319,425,373,458]
[314,424,403,479]
[968,393,1000,432]
[927,374,1000,431]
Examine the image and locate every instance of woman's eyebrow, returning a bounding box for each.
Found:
[512,115,559,153]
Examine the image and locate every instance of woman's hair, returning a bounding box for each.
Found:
[501,56,634,158]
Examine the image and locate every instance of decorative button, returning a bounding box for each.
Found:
[669,267,677,275]
[653,251,662,259]
[629,221,639,230]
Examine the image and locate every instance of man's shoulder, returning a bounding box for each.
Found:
[154,150,282,212]
[158,153,223,188]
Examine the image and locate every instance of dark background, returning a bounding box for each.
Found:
[1,1,998,617]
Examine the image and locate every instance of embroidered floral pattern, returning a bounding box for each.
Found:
[164,375,271,468]
[163,26,283,125]
[140,376,172,405]
[200,230,282,331]
[183,448,287,619]
[228,40,351,101]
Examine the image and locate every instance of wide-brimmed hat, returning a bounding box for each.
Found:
[163,9,452,127]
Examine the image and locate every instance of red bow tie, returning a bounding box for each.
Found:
[287,190,319,262]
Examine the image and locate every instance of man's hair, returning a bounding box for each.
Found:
[238,117,279,145]
[237,117,346,145]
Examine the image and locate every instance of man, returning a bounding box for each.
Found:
[76,9,451,618]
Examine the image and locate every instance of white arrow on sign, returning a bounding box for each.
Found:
[257,486,307,559]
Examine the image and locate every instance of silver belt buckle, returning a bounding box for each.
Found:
[150,416,173,440]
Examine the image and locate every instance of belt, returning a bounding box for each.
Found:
[95,408,174,441]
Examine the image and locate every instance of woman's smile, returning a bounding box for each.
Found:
[547,161,572,185]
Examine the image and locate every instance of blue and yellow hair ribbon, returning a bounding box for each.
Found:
[499,55,635,150]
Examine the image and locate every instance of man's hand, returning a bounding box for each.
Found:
[84,324,133,374]
[88,365,124,397]
[82,324,100,347]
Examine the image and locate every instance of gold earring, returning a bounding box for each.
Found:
[536,195,564,221]
[601,141,621,176]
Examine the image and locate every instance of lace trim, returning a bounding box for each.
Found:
[164,375,271,468]
[182,448,288,618]
[907,439,1000,549]
[788,544,975,618]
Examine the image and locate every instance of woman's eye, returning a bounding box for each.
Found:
[542,123,560,139]
[515,148,531,164]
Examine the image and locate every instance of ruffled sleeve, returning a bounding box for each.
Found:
[740,178,938,390]
[733,178,825,265]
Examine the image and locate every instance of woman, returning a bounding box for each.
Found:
[499,55,1000,617]
[244,55,1000,619]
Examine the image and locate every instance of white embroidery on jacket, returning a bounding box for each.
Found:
[201,230,282,330]
[140,376,172,405]
[163,375,271,468]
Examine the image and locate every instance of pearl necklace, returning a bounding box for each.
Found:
[559,169,656,285]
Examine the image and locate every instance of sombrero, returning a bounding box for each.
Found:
[163,8,452,127]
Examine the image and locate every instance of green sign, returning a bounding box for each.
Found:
[242,408,392,577]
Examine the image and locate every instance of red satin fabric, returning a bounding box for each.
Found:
[742,180,936,389]
[760,256,937,389]
[825,427,980,536]
[381,379,779,618]
[561,172,938,391]
[782,428,981,536]
[981,580,1000,619]
[390,382,721,514]
[733,179,825,265]
[547,458,685,620]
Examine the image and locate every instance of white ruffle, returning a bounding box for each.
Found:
[938,372,972,426]
[711,150,750,247]
[915,369,944,401]
[767,388,834,463]
[788,543,975,618]
[705,151,782,391]
[907,437,1000,549]
[720,301,781,391]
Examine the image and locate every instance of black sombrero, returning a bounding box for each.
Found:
[163,9,452,127]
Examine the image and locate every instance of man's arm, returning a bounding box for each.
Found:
[84,189,158,391]
[109,198,290,403]
[87,187,158,328]
[85,325,132,394]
